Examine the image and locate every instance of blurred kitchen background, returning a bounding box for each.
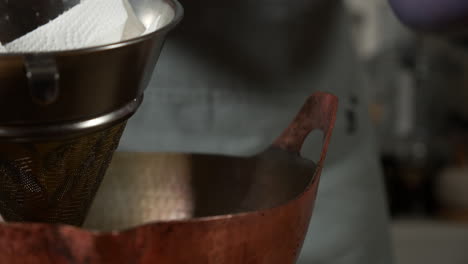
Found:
[345,0,468,263]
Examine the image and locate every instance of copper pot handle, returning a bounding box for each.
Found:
[273,91,338,166]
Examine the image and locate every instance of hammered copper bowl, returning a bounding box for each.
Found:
[0,92,337,264]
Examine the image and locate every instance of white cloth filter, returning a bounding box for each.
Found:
[0,43,6,52]
[0,0,169,53]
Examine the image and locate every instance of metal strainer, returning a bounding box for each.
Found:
[0,0,183,225]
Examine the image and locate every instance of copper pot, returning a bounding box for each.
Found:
[0,92,337,264]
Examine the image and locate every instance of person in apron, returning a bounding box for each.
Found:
[119,1,468,263]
